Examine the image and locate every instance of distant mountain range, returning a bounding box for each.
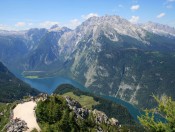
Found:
[1,15,175,108]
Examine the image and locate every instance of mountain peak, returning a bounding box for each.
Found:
[50,24,59,29]
[141,21,175,37]
[49,25,71,32]
[60,27,72,32]
[82,15,128,26]
[73,15,147,43]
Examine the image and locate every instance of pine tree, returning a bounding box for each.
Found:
[138,96,175,132]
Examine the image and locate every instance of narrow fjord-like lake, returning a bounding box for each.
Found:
[16,75,142,122]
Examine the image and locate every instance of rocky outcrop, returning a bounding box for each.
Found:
[65,96,119,127]
[93,109,109,124]
[92,109,119,126]
[65,96,88,119]
[6,118,28,132]
[35,93,48,102]
[20,93,48,103]
[65,96,81,109]
[109,118,119,126]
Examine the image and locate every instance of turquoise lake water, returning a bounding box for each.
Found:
[15,75,142,122]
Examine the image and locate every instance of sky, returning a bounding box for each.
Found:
[0,0,175,30]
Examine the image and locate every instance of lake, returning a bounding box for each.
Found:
[15,75,142,122]
[21,76,89,94]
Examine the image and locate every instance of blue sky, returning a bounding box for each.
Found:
[0,0,175,30]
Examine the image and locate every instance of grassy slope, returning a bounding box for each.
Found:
[62,92,99,109]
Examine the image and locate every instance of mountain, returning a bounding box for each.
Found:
[54,16,175,108]
[1,15,175,109]
[25,27,71,70]
[0,32,27,69]
[58,16,175,56]
[141,21,175,37]
[0,62,39,102]
[0,27,71,71]
[0,28,47,71]
[24,28,48,50]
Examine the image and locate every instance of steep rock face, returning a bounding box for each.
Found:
[65,40,175,108]
[0,28,48,70]
[24,27,71,71]
[0,27,71,71]
[58,16,148,57]
[0,35,28,69]
[56,16,175,108]
[24,28,48,50]
[26,27,71,70]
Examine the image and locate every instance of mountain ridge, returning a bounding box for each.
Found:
[140,21,175,37]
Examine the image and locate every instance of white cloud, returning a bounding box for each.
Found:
[131,5,140,10]
[15,22,26,27]
[129,16,139,23]
[157,13,166,18]
[39,21,59,28]
[81,13,99,20]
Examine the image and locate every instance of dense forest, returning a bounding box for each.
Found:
[36,95,120,132]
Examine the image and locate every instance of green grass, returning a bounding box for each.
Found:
[25,76,39,79]
[63,92,99,109]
